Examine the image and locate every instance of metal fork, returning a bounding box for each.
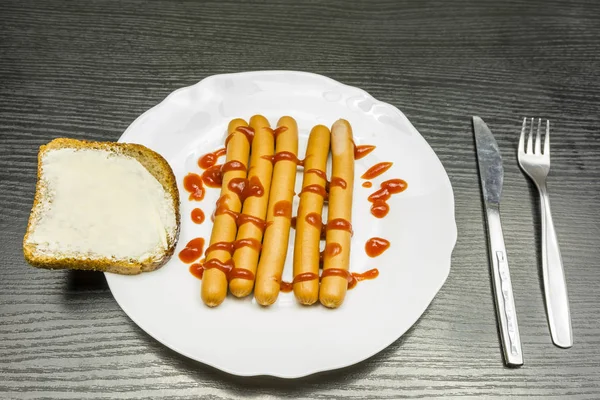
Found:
[518,118,573,348]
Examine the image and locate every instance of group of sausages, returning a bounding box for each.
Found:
[201,115,354,309]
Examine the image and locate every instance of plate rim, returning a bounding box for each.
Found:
[107,70,458,378]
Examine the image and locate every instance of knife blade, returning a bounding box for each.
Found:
[473,116,524,367]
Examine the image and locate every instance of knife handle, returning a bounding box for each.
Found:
[485,205,524,367]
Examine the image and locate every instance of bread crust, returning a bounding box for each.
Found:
[23,138,181,275]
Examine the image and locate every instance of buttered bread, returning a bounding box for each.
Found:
[23,138,180,274]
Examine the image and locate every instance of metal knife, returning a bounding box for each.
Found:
[473,116,524,367]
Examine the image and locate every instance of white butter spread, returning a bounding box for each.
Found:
[27,148,177,262]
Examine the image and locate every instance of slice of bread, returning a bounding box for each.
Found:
[23,138,180,275]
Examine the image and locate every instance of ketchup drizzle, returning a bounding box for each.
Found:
[365,237,390,257]
[326,218,353,234]
[191,208,205,224]
[354,144,376,160]
[201,165,223,188]
[300,184,327,198]
[262,151,300,165]
[330,177,347,189]
[368,179,407,218]
[306,168,327,181]
[183,173,205,201]
[225,126,255,147]
[178,238,205,264]
[198,148,226,169]
[361,162,393,180]
[273,200,292,218]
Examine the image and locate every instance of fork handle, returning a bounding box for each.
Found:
[539,183,573,348]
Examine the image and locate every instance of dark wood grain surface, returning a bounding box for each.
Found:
[2,0,599,398]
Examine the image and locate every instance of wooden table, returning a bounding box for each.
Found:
[2,0,599,398]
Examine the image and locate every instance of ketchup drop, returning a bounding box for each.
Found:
[365,237,390,257]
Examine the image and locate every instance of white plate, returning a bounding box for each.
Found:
[105,71,457,378]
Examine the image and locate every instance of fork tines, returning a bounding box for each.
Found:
[519,118,550,157]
